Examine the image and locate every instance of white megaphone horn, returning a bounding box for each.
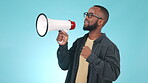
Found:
[36,13,76,37]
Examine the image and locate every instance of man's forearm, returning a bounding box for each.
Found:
[57,43,70,70]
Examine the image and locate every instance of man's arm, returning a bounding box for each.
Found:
[57,40,77,70]
[56,31,77,70]
[86,46,120,81]
[57,43,70,70]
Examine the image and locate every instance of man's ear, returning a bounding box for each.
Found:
[97,19,104,26]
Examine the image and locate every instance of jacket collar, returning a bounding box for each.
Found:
[94,33,106,43]
[83,33,106,43]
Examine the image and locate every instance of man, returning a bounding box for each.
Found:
[56,5,120,83]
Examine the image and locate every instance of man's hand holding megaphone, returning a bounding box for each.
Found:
[56,30,68,45]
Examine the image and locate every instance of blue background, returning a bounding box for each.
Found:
[0,0,148,83]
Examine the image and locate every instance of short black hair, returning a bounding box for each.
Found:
[93,5,109,23]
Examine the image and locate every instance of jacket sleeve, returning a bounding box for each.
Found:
[86,45,120,81]
[57,40,77,70]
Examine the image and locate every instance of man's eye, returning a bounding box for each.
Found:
[89,14,93,16]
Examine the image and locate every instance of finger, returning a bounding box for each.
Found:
[81,49,86,55]
[57,32,64,42]
[83,46,89,49]
[57,34,63,40]
[58,31,68,41]
[80,52,86,59]
[57,30,69,45]
[61,31,68,37]
[57,37,62,43]
[61,31,68,41]
[83,46,90,51]
[82,47,87,51]
[80,52,84,56]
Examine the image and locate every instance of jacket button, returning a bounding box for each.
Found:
[75,66,78,70]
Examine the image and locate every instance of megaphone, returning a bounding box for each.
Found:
[36,13,76,37]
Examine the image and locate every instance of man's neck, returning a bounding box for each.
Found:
[88,30,102,40]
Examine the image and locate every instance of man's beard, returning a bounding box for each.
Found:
[83,20,98,31]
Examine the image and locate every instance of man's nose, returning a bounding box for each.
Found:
[84,16,89,21]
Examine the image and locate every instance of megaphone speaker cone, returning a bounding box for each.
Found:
[36,13,48,37]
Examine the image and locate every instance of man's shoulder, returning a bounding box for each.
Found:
[75,33,88,42]
[101,36,117,48]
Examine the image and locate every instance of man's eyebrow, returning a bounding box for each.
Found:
[89,12,93,13]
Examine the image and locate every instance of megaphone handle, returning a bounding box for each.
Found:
[62,29,68,33]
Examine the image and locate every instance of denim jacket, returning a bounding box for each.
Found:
[57,33,120,83]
